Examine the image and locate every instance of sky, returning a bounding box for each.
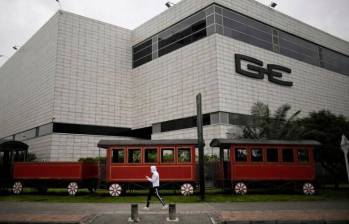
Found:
[0,0,348,67]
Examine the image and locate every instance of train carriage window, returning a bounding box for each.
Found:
[297,148,309,162]
[223,149,230,161]
[161,148,175,163]
[0,151,3,166]
[14,151,25,162]
[112,149,124,163]
[128,148,141,163]
[282,148,294,162]
[235,148,247,162]
[178,148,191,163]
[251,148,263,162]
[144,148,157,163]
[267,148,278,162]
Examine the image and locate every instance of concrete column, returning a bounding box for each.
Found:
[128,204,140,222]
[167,204,179,222]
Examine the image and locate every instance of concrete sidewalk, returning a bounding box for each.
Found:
[0,201,348,223]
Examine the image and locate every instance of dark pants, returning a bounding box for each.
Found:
[146,187,165,207]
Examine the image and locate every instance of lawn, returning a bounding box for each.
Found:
[0,187,348,203]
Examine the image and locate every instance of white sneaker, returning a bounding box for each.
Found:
[162,205,168,209]
[143,206,150,210]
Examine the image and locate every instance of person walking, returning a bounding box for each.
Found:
[144,165,168,210]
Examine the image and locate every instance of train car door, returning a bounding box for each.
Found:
[219,147,231,191]
[0,151,11,180]
[0,149,27,186]
[0,141,28,186]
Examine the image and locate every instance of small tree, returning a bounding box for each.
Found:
[27,153,37,162]
[78,156,106,163]
[300,110,349,188]
[228,101,301,140]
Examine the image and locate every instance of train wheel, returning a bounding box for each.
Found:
[303,182,315,195]
[234,182,247,195]
[67,182,78,196]
[180,183,194,196]
[109,183,122,197]
[12,181,23,194]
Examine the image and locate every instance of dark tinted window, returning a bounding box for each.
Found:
[223,8,249,25]
[161,114,210,132]
[161,148,175,163]
[279,36,320,66]
[321,48,349,75]
[132,3,349,76]
[267,148,278,162]
[192,27,207,41]
[133,39,152,53]
[223,17,248,34]
[282,148,294,162]
[279,39,317,57]
[224,28,249,42]
[297,149,309,162]
[144,148,157,163]
[251,148,263,162]
[249,28,272,42]
[133,45,152,62]
[158,11,207,57]
[223,148,230,161]
[178,148,191,163]
[279,47,319,65]
[279,31,318,52]
[235,148,247,162]
[222,16,273,52]
[248,36,273,51]
[221,5,349,76]
[133,54,152,68]
[229,113,250,125]
[132,39,153,68]
[13,151,26,162]
[112,149,124,163]
[247,19,272,33]
[128,148,141,163]
[0,152,3,167]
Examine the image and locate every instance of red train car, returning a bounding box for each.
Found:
[97,139,198,196]
[210,139,321,195]
[12,162,99,195]
[0,140,28,189]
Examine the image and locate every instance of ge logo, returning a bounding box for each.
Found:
[235,54,293,87]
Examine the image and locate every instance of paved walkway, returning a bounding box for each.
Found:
[0,201,348,223]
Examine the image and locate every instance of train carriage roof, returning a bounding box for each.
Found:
[98,139,198,149]
[210,138,321,148]
[0,140,29,151]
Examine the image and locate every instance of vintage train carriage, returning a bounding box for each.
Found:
[0,140,28,189]
[210,138,321,195]
[97,139,198,196]
[12,162,99,195]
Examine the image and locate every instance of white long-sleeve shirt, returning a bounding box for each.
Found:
[146,165,160,187]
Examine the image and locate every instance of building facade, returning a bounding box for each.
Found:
[0,0,348,161]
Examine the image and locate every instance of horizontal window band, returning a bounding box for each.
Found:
[133,39,152,54]
[160,113,211,133]
[52,123,152,139]
[132,3,349,76]
[133,26,209,66]
[154,111,262,134]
